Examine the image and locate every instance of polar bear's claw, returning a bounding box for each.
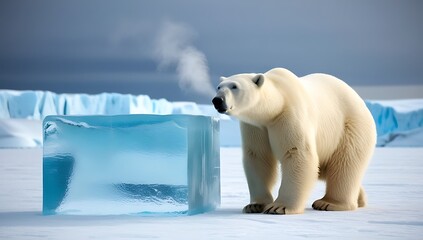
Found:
[242,203,266,213]
[312,198,357,211]
[263,203,287,215]
[264,206,286,215]
[312,201,331,211]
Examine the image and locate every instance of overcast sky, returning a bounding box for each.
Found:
[0,0,422,103]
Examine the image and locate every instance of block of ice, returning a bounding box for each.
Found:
[43,114,220,215]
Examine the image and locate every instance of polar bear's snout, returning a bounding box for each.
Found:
[212,96,228,113]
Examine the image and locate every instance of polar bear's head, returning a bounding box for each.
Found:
[212,73,282,125]
[212,73,263,114]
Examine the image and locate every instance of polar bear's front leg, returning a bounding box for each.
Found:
[240,123,278,213]
[264,145,318,215]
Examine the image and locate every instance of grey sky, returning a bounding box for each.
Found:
[0,0,422,103]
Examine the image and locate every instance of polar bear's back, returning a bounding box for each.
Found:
[300,73,366,116]
[265,68,367,116]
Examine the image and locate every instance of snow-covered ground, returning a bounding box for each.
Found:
[0,147,422,239]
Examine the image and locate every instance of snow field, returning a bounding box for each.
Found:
[0,147,422,239]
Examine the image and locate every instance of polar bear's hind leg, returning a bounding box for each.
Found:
[313,119,372,211]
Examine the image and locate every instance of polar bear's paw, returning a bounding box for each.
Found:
[242,203,266,213]
[312,199,357,211]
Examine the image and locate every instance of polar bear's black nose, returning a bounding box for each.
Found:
[212,97,227,113]
[212,96,224,106]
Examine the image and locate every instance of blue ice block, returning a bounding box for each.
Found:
[43,114,220,215]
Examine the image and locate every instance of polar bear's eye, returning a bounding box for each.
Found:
[231,85,237,90]
[217,86,221,90]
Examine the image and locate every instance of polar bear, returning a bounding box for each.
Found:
[212,68,376,215]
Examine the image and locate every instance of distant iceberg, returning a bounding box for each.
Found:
[366,100,423,146]
[0,90,174,119]
[0,90,422,147]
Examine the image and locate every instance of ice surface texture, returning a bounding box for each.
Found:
[43,114,220,215]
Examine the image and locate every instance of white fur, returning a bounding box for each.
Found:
[215,68,376,214]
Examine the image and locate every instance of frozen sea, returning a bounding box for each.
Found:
[0,147,422,240]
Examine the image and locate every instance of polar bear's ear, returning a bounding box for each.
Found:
[252,74,264,87]
[219,76,227,82]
